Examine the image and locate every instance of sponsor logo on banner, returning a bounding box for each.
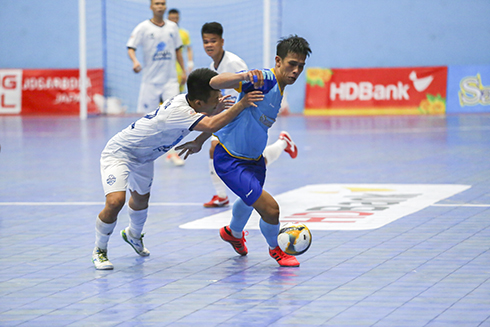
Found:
[0,69,23,114]
[304,66,447,115]
[458,74,490,107]
[180,184,470,231]
[0,68,103,115]
[446,65,490,113]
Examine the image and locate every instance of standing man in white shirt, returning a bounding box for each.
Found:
[127,0,186,114]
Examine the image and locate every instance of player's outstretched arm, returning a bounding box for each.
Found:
[194,91,264,133]
[210,69,264,90]
[176,91,263,159]
[175,132,212,159]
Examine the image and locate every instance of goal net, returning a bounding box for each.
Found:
[81,0,282,115]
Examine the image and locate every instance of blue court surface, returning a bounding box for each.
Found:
[0,113,489,327]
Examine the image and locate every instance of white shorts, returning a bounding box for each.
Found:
[100,154,154,196]
[137,80,180,113]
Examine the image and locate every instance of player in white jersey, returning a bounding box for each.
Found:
[201,22,299,208]
[92,68,264,270]
[127,0,186,114]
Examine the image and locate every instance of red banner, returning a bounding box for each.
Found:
[0,68,103,115]
[305,66,447,115]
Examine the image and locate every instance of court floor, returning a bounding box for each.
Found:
[0,113,489,326]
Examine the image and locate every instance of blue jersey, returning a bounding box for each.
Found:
[214,69,283,160]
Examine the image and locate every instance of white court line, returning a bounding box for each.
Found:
[0,202,203,206]
[431,204,490,207]
[1,202,489,207]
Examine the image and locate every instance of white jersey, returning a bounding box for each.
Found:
[102,94,204,164]
[127,19,183,84]
[209,51,248,102]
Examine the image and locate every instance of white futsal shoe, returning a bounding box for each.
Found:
[92,247,114,270]
[121,227,150,256]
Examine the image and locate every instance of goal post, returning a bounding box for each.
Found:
[79,0,88,120]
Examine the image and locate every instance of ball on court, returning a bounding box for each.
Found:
[277,223,312,256]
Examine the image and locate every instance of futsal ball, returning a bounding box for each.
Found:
[277,223,312,256]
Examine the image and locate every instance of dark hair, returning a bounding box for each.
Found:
[277,35,312,59]
[187,68,219,101]
[168,8,179,15]
[201,22,223,37]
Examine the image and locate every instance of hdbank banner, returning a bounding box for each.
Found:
[180,184,470,231]
[305,66,447,115]
[447,65,490,113]
[0,68,103,115]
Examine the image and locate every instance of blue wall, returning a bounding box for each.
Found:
[0,1,79,69]
[1,0,489,113]
[281,0,490,112]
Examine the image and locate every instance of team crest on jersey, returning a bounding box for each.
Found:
[106,174,116,186]
[153,42,171,61]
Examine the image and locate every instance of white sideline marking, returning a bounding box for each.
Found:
[0,202,202,206]
[1,203,488,207]
[431,204,490,207]
[0,202,490,208]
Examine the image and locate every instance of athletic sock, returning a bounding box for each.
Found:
[210,159,227,198]
[229,198,254,237]
[95,216,117,250]
[128,206,148,238]
[259,219,280,248]
[262,138,286,166]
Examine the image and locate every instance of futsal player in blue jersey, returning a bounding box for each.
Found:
[178,35,311,267]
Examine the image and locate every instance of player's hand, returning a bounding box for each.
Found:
[180,72,187,86]
[175,141,202,160]
[187,61,194,74]
[240,90,264,108]
[212,95,233,115]
[246,69,264,89]
[133,61,142,73]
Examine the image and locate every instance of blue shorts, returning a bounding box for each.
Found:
[213,143,266,206]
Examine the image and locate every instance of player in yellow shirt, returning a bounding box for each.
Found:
[165,8,194,166]
[168,9,194,93]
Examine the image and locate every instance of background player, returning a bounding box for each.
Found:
[92,68,264,270]
[167,8,194,93]
[127,0,186,114]
[165,8,194,166]
[201,22,299,208]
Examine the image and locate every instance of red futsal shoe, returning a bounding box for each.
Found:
[279,131,298,159]
[219,225,248,256]
[204,195,229,208]
[269,246,300,267]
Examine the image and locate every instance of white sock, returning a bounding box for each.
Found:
[230,227,243,239]
[128,206,148,238]
[95,216,117,250]
[209,159,227,198]
[262,138,286,166]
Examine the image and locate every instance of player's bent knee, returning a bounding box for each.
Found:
[105,192,126,212]
[253,197,280,224]
[129,190,150,210]
[266,206,280,222]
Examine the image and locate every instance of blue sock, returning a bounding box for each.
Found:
[259,219,280,248]
[230,198,254,235]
